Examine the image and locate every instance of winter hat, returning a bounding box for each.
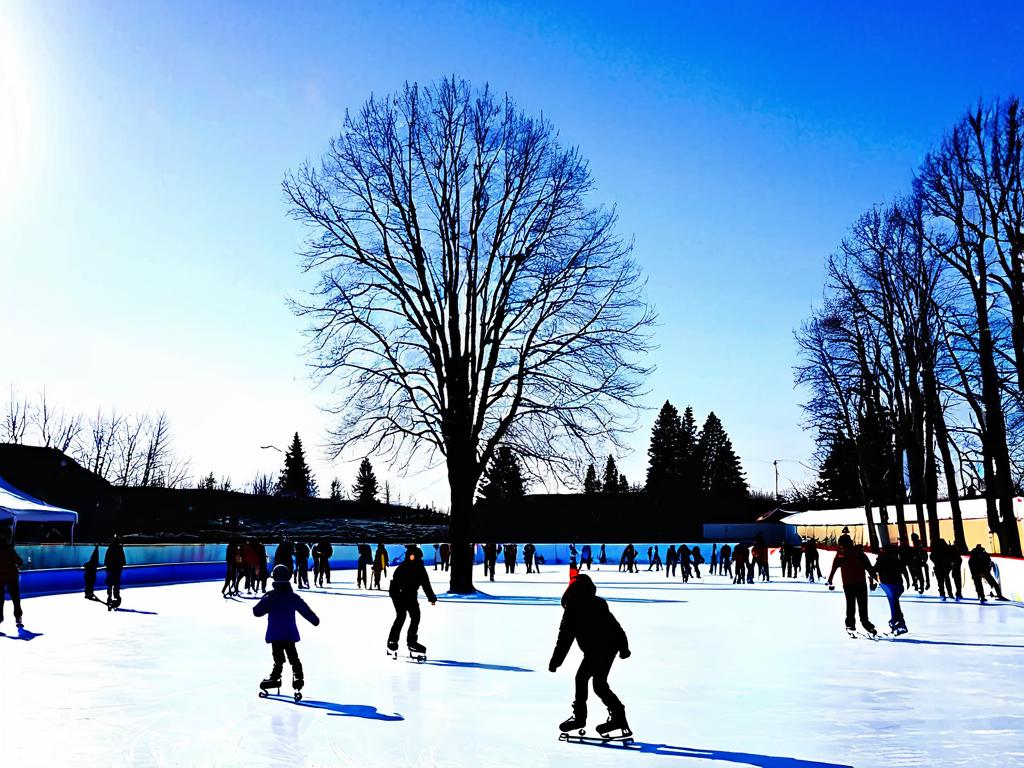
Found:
[272,564,292,583]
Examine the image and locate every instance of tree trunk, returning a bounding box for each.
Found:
[446,434,480,594]
[923,357,966,548]
[924,416,941,545]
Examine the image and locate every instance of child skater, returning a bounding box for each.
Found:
[550,574,632,739]
[253,564,320,700]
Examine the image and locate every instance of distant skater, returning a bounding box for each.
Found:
[969,544,1007,603]
[357,543,373,588]
[691,546,704,579]
[0,531,24,628]
[387,546,437,656]
[827,540,877,637]
[710,543,718,575]
[931,539,956,601]
[484,543,498,581]
[679,545,691,583]
[373,544,389,590]
[665,545,678,578]
[104,535,126,610]
[524,542,536,573]
[731,543,748,584]
[719,544,732,578]
[599,544,607,566]
[580,544,593,571]
[875,543,910,635]
[294,541,310,589]
[83,545,100,600]
[254,564,320,700]
[439,542,451,572]
[803,539,822,583]
[550,574,632,739]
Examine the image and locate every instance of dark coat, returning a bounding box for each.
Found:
[874,549,907,585]
[0,543,23,581]
[550,575,628,669]
[83,546,100,574]
[273,542,294,568]
[388,558,437,602]
[104,543,126,571]
[253,582,320,643]
[968,548,993,576]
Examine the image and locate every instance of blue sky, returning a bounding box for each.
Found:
[2,1,1023,505]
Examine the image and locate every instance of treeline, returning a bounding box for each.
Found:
[2,389,190,488]
[796,96,1023,555]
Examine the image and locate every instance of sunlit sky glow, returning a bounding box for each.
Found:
[2,2,1023,507]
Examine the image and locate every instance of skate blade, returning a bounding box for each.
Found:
[560,732,635,746]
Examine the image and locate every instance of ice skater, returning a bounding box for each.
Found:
[253,564,320,700]
[550,574,632,740]
[930,539,956,601]
[827,541,877,637]
[710,543,718,575]
[0,531,24,628]
[373,543,389,590]
[691,546,704,579]
[719,543,732,578]
[439,542,451,571]
[357,543,372,588]
[679,545,691,582]
[294,541,311,589]
[105,535,126,610]
[387,545,437,658]
[803,538,822,582]
[83,545,100,600]
[665,544,678,578]
[598,544,607,566]
[968,544,1008,603]
[483,542,498,581]
[524,542,536,573]
[874,543,910,635]
[580,544,593,571]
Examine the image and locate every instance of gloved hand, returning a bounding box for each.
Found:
[620,648,631,660]
[548,663,558,673]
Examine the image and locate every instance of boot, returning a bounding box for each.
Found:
[260,665,283,693]
[387,640,399,652]
[559,703,586,733]
[408,640,426,654]
[596,706,630,737]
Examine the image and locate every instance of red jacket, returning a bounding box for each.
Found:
[831,549,875,586]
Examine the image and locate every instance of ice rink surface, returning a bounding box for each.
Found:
[3,563,1024,768]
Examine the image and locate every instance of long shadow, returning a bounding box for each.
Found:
[574,740,852,767]
[437,592,683,606]
[113,608,159,615]
[0,627,44,641]
[303,588,390,600]
[266,695,403,721]
[881,636,1024,650]
[426,658,533,673]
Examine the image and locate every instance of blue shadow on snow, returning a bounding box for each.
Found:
[426,658,533,673]
[574,740,852,767]
[882,637,1024,650]
[288,697,403,721]
[437,592,683,606]
[0,627,44,641]
[112,608,159,615]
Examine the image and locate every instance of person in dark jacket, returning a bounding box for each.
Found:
[875,543,910,635]
[83,545,100,600]
[0,531,25,627]
[679,545,691,583]
[732,543,748,584]
[257,541,269,593]
[523,542,537,573]
[104,535,127,610]
[387,545,437,653]
[598,544,607,565]
[483,543,498,581]
[294,542,310,589]
[549,574,632,738]
[931,539,954,601]
[357,543,373,588]
[968,544,1007,603]
[665,544,678,578]
[222,540,238,597]
[580,544,593,571]
[691,546,704,579]
[828,542,878,635]
[253,564,320,695]
[273,541,294,574]
[719,543,732,578]
[803,539,822,582]
[439,542,451,572]
[710,543,718,576]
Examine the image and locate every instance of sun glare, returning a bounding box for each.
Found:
[0,18,33,211]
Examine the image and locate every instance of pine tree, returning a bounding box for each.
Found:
[814,430,862,506]
[695,412,747,502]
[618,473,629,493]
[352,457,379,503]
[478,446,527,501]
[603,455,620,494]
[583,463,601,494]
[678,406,699,497]
[198,472,217,491]
[329,478,344,501]
[646,400,681,494]
[276,432,318,498]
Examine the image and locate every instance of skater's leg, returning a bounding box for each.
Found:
[855,585,874,632]
[572,657,593,718]
[8,579,21,623]
[983,572,1005,598]
[406,600,422,644]
[973,574,986,601]
[842,585,856,630]
[269,642,286,679]
[284,642,303,685]
[589,653,623,712]
[388,595,408,645]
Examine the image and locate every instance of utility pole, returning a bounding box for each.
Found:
[774,460,779,502]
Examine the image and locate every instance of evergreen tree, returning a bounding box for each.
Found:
[618,473,629,493]
[198,472,217,491]
[352,457,379,503]
[478,446,526,501]
[276,432,318,498]
[678,406,699,497]
[583,463,601,494]
[603,455,620,494]
[646,400,681,493]
[814,430,862,507]
[329,478,344,501]
[695,412,747,502]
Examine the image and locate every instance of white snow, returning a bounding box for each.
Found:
[3,564,1024,768]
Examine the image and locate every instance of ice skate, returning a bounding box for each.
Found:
[407,641,427,663]
[595,707,633,742]
[15,618,24,629]
[387,639,399,658]
[259,675,282,698]
[558,704,587,735]
[292,673,304,702]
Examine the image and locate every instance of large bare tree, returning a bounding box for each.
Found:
[284,78,654,592]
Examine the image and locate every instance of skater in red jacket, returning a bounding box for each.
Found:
[550,574,632,739]
[828,541,878,636]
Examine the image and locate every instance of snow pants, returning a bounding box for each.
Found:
[843,584,874,631]
[388,595,422,645]
[0,577,22,622]
[574,651,623,716]
[879,581,904,624]
[270,641,302,680]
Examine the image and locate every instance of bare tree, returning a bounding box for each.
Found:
[249,473,276,496]
[284,77,654,592]
[3,388,33,443]
[34,389,84,453]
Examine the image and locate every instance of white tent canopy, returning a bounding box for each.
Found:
[0,475,78,541]
[779,497,1023,527]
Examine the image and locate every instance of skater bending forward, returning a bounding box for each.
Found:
[549,574,632,738]
[253,564,320,698]
[387,545,437,656]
